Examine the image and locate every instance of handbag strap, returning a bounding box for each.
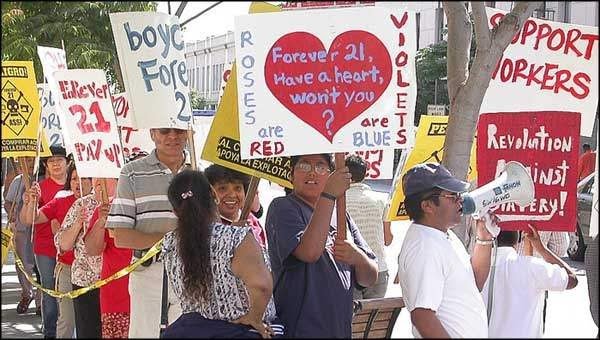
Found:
[160,267,169,333]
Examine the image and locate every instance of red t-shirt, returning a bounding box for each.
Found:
[33,178,63,258]
[578,151,596,180]
[220,213,266,248]
[40,194,76,265]
[87,200,132,314]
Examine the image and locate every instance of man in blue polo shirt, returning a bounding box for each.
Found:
[266,153,378,337]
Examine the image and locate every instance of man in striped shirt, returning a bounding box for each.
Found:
[106,128,189,338]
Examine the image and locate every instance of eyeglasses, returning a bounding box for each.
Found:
[425,193,461,202]
[158,128,186,135]
[295,162,331,175]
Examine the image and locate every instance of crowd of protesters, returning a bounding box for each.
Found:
[3,132,597,338]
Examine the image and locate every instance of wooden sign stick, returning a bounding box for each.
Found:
[100,178,109,204]
[187,129,198,171]
[238,176,260,223]
[334,153,347,240]
[18,157,31,190]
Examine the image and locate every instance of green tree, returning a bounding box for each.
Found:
[415,40,449,125]
[2,2,156,90]
[189,89,207,110]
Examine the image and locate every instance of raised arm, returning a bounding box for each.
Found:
[20,182,50,225]
[525,224,578,289]
[84,203,110,256]
[470,214,496,291]
[55,203,86,253]
[293,168,351,263]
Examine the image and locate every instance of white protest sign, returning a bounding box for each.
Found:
[37,46,74,152]
[110,12,192,129]
[53,69,124,178]
[37,84,64,147]
[344,149,394,179]
[37,45,67,85]
[111,92,154,158]
[481,8,599,137]
[234,7,416,159]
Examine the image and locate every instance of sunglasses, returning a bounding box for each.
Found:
[425,193,461,202]
[295,162,331,175]
[157,128,187,135]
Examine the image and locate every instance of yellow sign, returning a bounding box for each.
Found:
[201,2,293,188]
[39,129,52,157]
[1,227,13,269]
[1,61,42,158]
[386,115,477,221]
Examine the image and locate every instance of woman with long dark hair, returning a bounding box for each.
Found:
[160,170,283,338]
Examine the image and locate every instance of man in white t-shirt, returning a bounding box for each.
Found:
[483,225,577,337]
[345,155,393,299]
[397,163,495,338]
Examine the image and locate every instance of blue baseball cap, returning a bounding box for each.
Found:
[402,163,470,197]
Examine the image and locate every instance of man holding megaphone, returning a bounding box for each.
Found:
[397,162,499,338]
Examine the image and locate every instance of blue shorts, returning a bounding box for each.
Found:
[161,312,285,338]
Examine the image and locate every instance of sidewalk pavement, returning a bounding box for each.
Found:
[2,251,43,338]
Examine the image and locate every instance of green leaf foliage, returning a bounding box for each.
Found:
[2,1,157,90]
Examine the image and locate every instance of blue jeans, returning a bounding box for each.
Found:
[35,254,58,338]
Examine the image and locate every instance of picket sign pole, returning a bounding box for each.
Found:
[187,128,197,171]
[239,176,260,222]
[100,178,109,204]
[335,153,347,240]
[18,158,31,190]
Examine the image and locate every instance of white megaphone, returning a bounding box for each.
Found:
[461,161,535,237]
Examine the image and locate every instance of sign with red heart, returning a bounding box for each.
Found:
[265,31,392,142]
[235,7,417,159]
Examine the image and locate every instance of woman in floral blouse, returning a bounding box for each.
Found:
[54,178,105,338]
[161,170,284,338]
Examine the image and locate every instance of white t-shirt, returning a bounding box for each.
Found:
[346,183,388,272]
[398,223,488,338]
[482,247,568,338]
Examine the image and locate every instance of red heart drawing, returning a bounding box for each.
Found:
[265,31,392,142]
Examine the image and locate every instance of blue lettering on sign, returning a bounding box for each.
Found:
[240,30,256,125]
[352,130,391,147]
[124,20,189,124]
[124,22,184,58]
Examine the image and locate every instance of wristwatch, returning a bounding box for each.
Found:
[475,237,495,246]
[320,191,336,201]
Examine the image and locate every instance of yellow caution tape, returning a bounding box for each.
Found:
[12,236,163,299]
[2,227,14,269]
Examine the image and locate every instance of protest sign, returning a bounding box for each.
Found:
[202,64,293,188]
[37,84,64,147]
[38,130,52,158]
[234,6,416,159]
[344,149,394,179]
[37,45,67,90]
[110,12,192,129]
[386,115,477,221]
[37,46,68,118]
[481,8,599,137]
[53,69,124,178]
[111,92,154,158]
[202,3,294,189]
[477,111,580,231]
[1,61,42,158]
